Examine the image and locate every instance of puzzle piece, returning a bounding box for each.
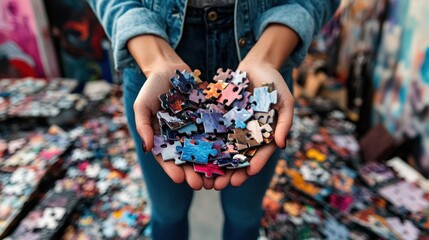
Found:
[235,121,247,129]
[170,69,197,93]
[37,207,66,230]
[196,110,227,134]
[157,110,193,130]
[226,161,250,169]
[232,154,248,162]
[160,121,180,140]
[190,69,203,84]
[249,86,277,112]
[189,88,207,104]
[262,82,275,92]
[207,103,227,114]
[153,136,185,164]
[223,106,252,128]
[244,148,257,157]
[176,139,218,165]
[321,216,349,240]
[379,181,429,213]
[215,158,240,167]
[231,91,251,109]
[246,120,273,143]
[194,162,225,178]
[230,71,247,85]
[254,109,276,124]
[211,140,231,160]
[216,83,243,106]
[85,163,101,178]
[177,124,198,136]
[227,129,260,151]
[159,89,190,114]
[203,80,228,99]
[213,68,232,82]
[386,218,420,240]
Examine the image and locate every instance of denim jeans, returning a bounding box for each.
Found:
[122,5,280,240]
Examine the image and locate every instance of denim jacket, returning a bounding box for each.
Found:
[88,0,339,71]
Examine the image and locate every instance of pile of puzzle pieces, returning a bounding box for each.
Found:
[0,78,81,119]
[154,68,277,177]
[261,98,429,240]
[0,126,72,236]
[0,89,150,239]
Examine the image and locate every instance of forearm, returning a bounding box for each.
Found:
[243,24,299,69]
[127,35,185,77]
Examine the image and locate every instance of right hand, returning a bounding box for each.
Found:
[129,35,213,190]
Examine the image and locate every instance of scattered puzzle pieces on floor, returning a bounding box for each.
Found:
[152,68,278,178]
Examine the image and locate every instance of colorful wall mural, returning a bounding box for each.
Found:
[373,0,429,171]
[0,0,59,77]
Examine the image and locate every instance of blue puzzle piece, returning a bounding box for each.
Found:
[235,120,247,129]
[196,111,227,134]
[178,124,198,136]
[176,139,218,165]
[120,211,138,227]
[223,106,252,128]
[170,69,197,94]
[249,87,277,112]
[321,216,349,240]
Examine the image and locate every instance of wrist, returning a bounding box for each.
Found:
[127,35,185,77]
[243,24,299,70]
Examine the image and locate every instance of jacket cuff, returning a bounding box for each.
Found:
[254,4,315,67]
[112,8,169,70]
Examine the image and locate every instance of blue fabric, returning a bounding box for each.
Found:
[87,0,340,70]
[122,6,280,239]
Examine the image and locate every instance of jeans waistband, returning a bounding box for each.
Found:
[185,5,234,29]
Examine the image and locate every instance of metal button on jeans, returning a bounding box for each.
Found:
[238,37,247,47]
[207,11,218,21]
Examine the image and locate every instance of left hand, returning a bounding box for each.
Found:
[214,60,295,190]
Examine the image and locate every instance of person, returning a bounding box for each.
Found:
[87,0,339,239]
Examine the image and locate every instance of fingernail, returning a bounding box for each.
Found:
[142,140,147,153]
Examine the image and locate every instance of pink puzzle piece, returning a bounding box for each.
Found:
[217,83,243,106]
[193,162,225,178]
[213,68,232,82]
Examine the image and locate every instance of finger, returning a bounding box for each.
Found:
[247,143,277,176]
[230,168,249,187]
[134,98,154,152]
[274,98,294,149]
[214,170,234,190]
[183,164,204,190]
[203,177,214,190]
[154,155,186,184]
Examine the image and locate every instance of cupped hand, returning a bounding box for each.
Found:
[133,61,214,190]
[214,61,295,190]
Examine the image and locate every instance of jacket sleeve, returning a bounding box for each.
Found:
[253,0,340,67]
[87,0,169,69]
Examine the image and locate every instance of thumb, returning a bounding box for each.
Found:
[274,98,294,149]
[134,100,155,153]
